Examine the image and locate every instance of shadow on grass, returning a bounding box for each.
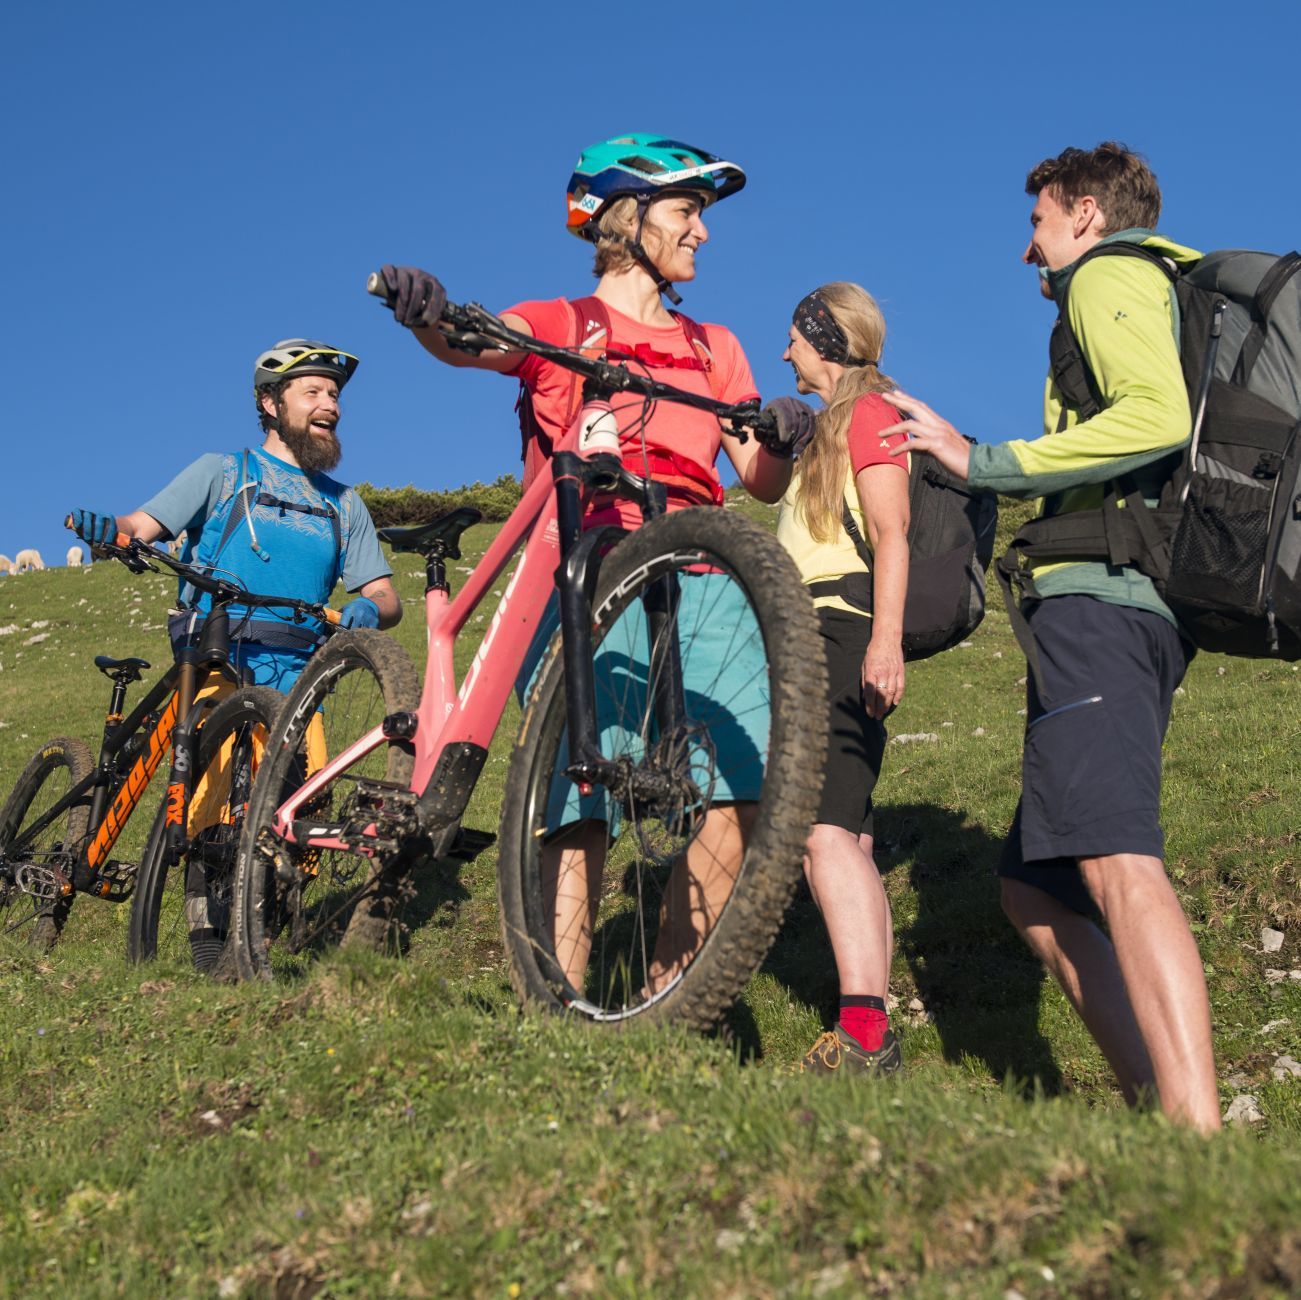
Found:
[398,828,491,947]
[725,802,1063,1096]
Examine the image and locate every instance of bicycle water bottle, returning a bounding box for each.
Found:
[572,382,621,458]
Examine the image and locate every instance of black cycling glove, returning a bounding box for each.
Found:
[761,396,818,459]
[380,265,448,330]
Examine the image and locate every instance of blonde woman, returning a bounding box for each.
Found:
[776,283,910,1074]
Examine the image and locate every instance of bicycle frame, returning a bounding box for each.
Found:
[272,440,670,855]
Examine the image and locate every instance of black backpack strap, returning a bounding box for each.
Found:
[840,502,874,569]
[1232,251,1301,386]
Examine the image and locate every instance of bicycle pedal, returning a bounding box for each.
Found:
[13,864,71,901]
[90,860,138,902]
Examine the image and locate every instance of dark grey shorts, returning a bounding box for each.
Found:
[814,608,886,836]
[998,595,1192,914]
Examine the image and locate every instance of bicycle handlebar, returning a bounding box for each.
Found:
[64,521,340,626]
[365,274,782,448]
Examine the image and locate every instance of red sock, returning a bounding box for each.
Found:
[839,996,888,1052]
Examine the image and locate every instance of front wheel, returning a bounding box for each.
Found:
[127,687,284,970]
[229,631,420,980]
[0,736,94,947]
[497,507,828,1029]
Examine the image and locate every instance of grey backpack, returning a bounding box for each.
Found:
[1005,245,1301,660]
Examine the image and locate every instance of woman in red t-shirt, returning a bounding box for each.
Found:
[376,134,811,995]
[775,283,911,1075]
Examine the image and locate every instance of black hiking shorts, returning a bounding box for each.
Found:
[814,608,886,836]
[998,595,1192,914]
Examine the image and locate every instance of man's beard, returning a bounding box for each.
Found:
[277,410,342,474]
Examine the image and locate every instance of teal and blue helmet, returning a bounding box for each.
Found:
[565,134,746,242]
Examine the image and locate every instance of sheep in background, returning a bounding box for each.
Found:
[0,555,14,577]
[14,549,45,573]
[66,545,85,567]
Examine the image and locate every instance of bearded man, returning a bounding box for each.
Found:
[70,339,399,691]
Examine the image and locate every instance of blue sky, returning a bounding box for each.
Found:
[3,0,1298,568]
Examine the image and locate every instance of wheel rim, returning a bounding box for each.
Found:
[520,547,773,1021]
[254,654,402,972]
[1,759,80,936]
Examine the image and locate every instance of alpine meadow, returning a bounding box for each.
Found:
[0,494,1298,1298]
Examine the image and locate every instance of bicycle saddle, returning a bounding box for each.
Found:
[378,507,483,559]
[95,655,150,681]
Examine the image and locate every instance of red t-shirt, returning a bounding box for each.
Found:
[847,392,911,473]
[505,297,759,528]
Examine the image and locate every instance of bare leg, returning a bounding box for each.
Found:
[539,822,607,990]
[645,802,756,993]
[1079,854,1220,1132]
[803,825,892,997]
[1001,876,1155,1104]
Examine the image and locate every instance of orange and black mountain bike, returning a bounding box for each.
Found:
[0,532,336,968]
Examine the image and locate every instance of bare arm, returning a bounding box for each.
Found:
[411,312,535,375]
[358,576,402,630]
[116,510,166,543]
[720,433,794,504]
[856,462,910,720]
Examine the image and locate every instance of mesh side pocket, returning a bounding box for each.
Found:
[1165,476,1269,611]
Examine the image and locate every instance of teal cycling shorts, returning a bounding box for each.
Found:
[518,570,771,834]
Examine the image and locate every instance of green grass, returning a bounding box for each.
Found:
[1,499,1299,1297]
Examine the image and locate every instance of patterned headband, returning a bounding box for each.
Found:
[793,291,872,367]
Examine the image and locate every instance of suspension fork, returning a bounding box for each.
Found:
[552,450,679,782]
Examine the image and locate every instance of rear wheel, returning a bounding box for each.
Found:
[497,508,827,1029]
[0,737,94,947]
[127,687,283,969]
[230,631,420,980]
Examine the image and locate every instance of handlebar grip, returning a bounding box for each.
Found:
[366,272,394,304]
[322,607,342,625]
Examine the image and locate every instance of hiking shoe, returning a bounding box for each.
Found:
[799,1026,902,1076]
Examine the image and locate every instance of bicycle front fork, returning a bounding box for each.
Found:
[551,451,682,791]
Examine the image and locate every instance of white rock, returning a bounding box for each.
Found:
[30,620,49,629]
[972,727,986,737]
[1271,1056,1301,1081]
[1266,969,1288,984]
[1261,927,1285,952]
[1217,666,1226,676]
[715,1228,745,1252]
[907,997,925,1012]
[941,721,954,728]
[959,641,973,648]
[22,633,48,646]
[992,651,1003,659]
[891,733,939,745]
[1223,1094,1265,1125]
[1175,686,1186,696]
[0,625,17,636]
[1225,1072,1252,1089]
[1260,1019,1290,1036]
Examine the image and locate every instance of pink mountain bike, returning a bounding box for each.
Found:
[228,298,827,1028]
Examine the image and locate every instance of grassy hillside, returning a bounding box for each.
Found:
[0,498,1298,1297]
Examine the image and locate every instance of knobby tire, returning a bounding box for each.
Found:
[229,631,420,980]
[0,736,94,947]
[127,687,284,969]
[497,507,828,1030]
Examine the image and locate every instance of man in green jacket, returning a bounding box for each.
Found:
[881,142,1219,1132]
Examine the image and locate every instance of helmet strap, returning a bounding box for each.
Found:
[628,199,683,307]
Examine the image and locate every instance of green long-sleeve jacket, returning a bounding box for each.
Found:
[968,229,1200,624]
